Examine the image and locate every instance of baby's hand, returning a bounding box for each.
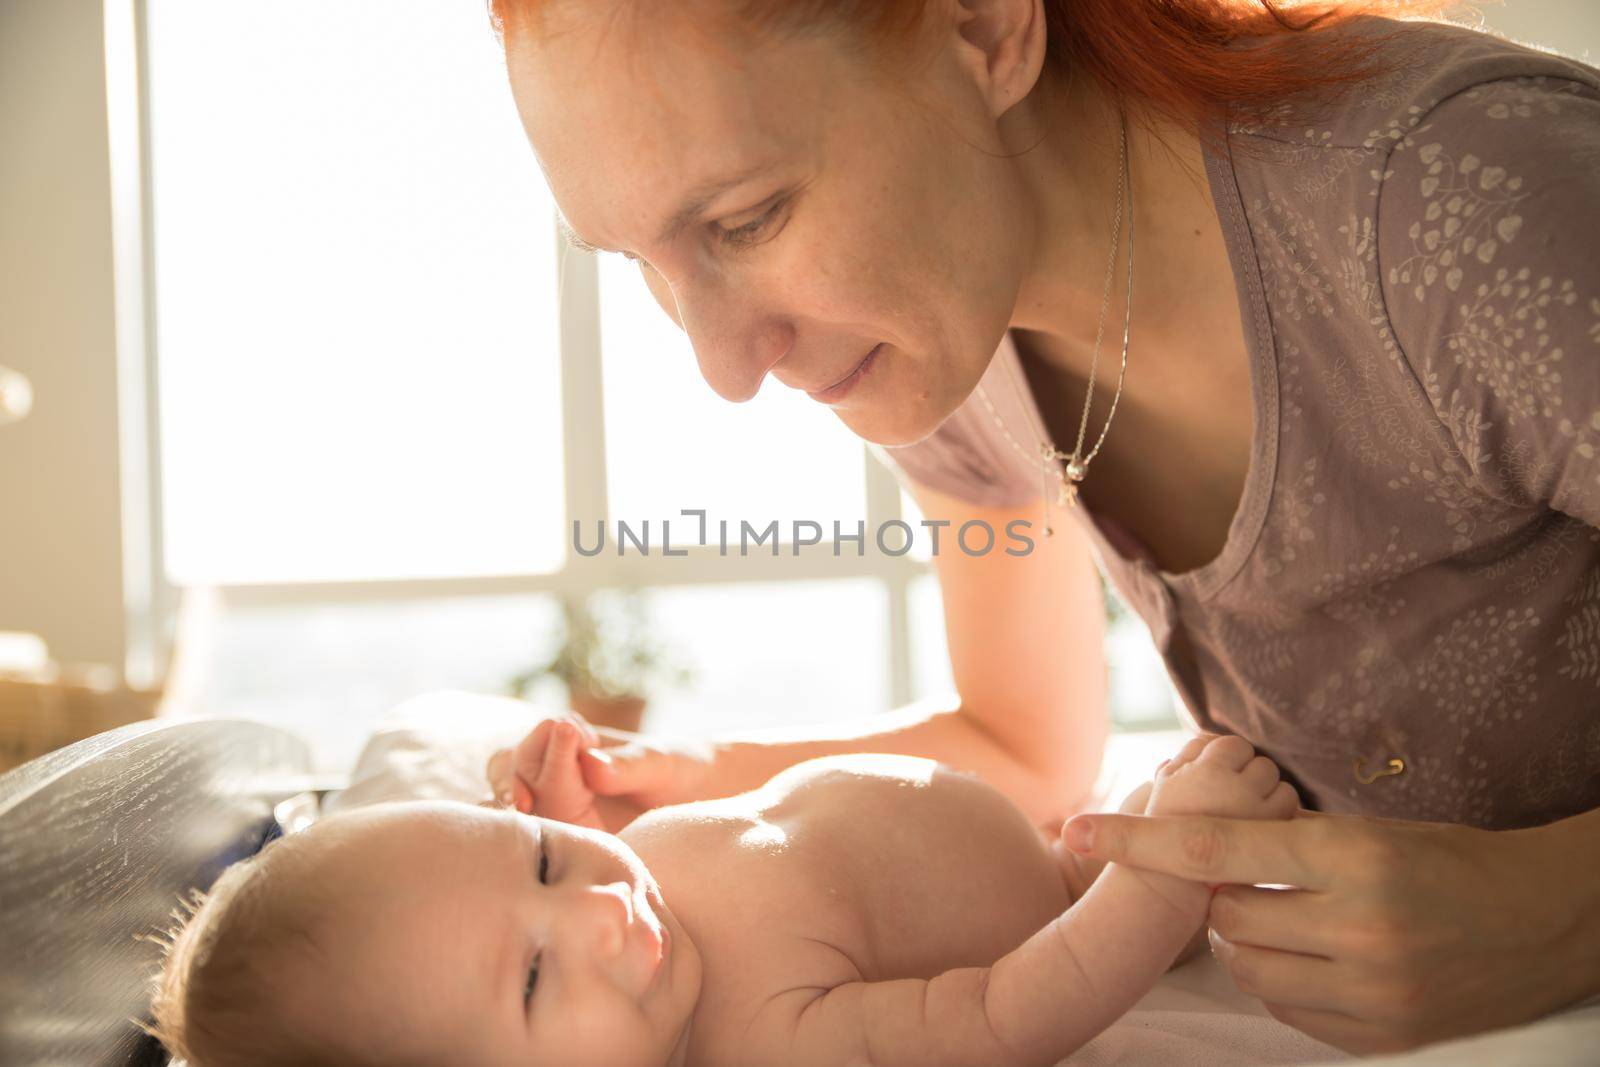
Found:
[1145,734,1299,821]
[488,717,609,831]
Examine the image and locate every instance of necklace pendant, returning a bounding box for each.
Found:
[1064,456,1089,483]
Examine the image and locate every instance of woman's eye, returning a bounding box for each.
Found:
[524,956,540,1006]
[716,198,786,248]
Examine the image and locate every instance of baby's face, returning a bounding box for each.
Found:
[300,801,700,1067]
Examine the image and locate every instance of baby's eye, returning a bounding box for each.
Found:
[524,956,540,1006]
[538,851,549,884]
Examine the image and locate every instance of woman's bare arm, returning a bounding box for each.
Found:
[690,480,1111,830]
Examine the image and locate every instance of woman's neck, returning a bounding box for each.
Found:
[1003,69,1233,374]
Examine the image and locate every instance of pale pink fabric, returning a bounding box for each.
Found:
[872,16,1600,830]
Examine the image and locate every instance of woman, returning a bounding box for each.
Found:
[485,0,1600,1054]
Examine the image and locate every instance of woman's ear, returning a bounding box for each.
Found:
[950,0,1049,118]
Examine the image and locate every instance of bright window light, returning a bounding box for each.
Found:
[148,0,563,585]
[598,256,870,542]
[634,579,891,737]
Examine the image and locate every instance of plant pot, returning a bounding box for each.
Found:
[568,690,648,734]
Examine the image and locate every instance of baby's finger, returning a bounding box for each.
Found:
[1165,735,1212,773]
[535,721,580,788]
[1241,755,1281,797]
[1265,780,1301,819]
[512,720,558,788]
[555,713,600,751]
[1199,734,1256,771]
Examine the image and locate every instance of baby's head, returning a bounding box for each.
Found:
[149,801,701,1067]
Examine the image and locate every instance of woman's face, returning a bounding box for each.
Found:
[503,1,1039,446]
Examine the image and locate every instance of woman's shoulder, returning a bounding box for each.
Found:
[1373,57,1600,519]
[1228,15,1600,150]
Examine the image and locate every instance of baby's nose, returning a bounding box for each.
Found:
[582,882,634,959]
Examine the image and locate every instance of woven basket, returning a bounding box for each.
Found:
[0,666,164,773]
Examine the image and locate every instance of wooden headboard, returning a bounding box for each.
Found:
[0,719,313,1067]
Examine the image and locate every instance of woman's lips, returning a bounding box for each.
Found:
[807,343,883,405]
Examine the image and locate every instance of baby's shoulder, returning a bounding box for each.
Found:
[759,752,990,803]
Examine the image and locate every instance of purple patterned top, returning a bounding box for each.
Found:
[872,16,1600,830]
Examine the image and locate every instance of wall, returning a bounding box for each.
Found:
[0,0,128,669]
[1476,0,1600,62]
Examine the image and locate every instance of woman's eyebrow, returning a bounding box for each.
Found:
[556,159,780,254]
[654,161,778,245]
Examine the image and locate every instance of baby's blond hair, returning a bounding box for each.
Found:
[142,833,372,1067]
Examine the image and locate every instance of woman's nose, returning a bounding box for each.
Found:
[579,881,634,959]
[653,272,790,403]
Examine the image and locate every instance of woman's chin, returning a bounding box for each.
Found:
[833,394,952,450]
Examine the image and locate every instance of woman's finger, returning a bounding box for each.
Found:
[1208,885,1335,957]
[1062,813,1328,890]
[591,724,644,747]
[1209,932,1353,1014]
[581,741,675,796]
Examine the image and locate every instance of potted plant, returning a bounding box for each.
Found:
[508,590,695,733]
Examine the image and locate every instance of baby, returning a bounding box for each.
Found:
[150,728,1296,1067]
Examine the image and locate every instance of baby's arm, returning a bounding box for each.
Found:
[750,735,1297,1067]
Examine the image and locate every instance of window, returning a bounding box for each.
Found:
[147,0,564,585]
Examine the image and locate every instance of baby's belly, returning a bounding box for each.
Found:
[766,756,1073,980]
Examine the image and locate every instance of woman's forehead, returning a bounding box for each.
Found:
[507,10,848,244]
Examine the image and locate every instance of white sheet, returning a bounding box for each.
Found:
[326,692,1600,1066]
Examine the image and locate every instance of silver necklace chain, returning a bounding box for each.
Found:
[977,110,1133,537]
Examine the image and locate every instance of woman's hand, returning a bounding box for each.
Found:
[1060,807,1600,1053]
[486,712,716,832]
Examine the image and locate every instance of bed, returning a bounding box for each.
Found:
[3,697,1596,1066]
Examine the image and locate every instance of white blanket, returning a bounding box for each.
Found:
[325,692,1600,1066]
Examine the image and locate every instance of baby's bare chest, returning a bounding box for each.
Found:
[669,759,1071,988]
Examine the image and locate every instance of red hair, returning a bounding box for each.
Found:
[488,0,1476,147]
